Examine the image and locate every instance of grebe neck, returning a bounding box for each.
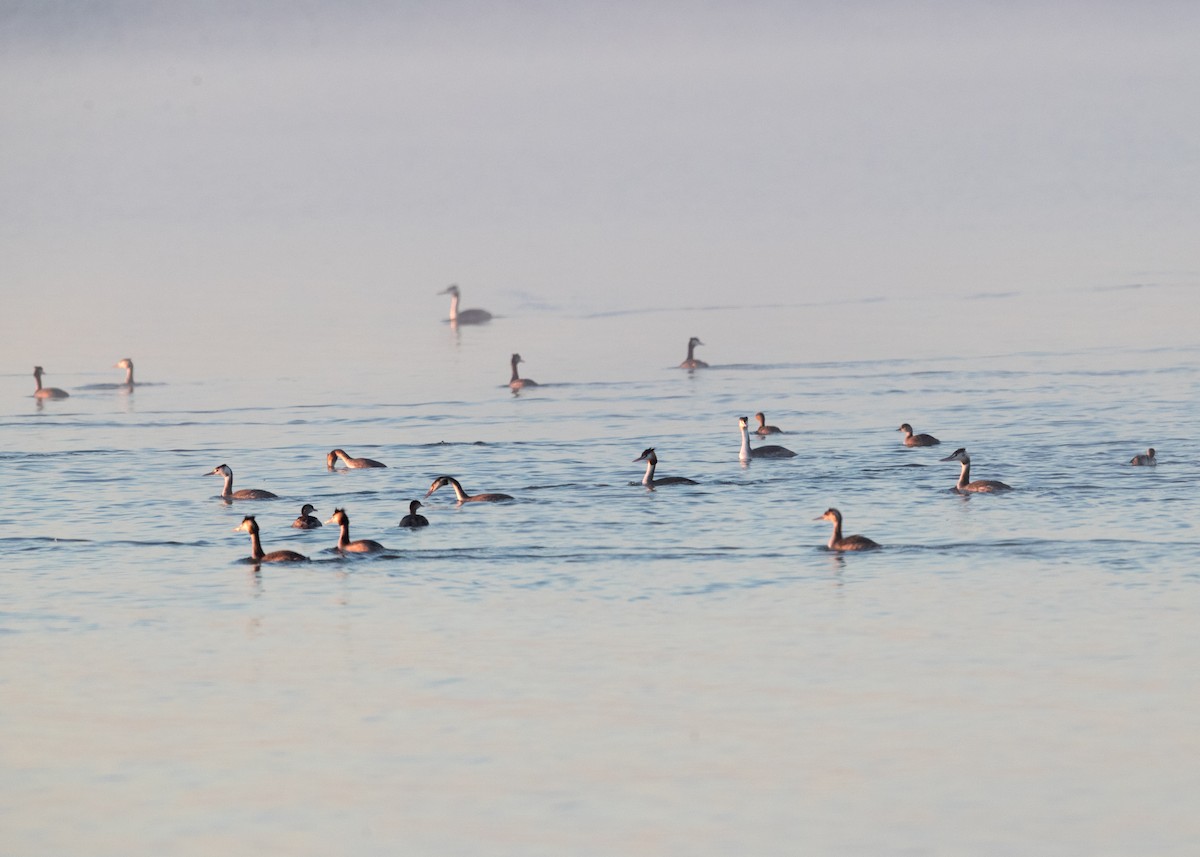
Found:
[642,457,657,486]
[444,477,469,502]
[827,517,844,550]
[448,292,460,321]
[956,460,971,490]
[739,421,752,461]
[510,357,521,384]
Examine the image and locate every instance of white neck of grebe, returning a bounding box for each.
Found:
[443,477,469,501]
[739,422,752,461]
[956,460,971,490]
[122,365,134,385]
[827,518,843,550]
[448,292,460,321]
[221,470,234,497]
[642,458,657,486]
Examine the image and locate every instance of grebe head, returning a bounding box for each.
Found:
[940,447,970,463]
[511,353,523,365]
[755,412,766,422]
[424,476,452,497]
[1148,447,1156,457]
[207,463,233,477]
[815,508,843,524]
[634,447,658,464]
[409,499,423,513]
[326,508,349,526]
[234,515,259,534]
[33,366,45,380]
[689,337,704,347]
[115,358,133,370]
[898,423,913,434]
[738,416,749,431]
[300,503,317,516]
[440,284,461,297]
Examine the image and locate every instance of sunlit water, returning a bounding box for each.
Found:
[3,291,1199,855]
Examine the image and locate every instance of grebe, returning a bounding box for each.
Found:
[816,508,880,551]
[206,463,278,500]
[679,337,708,369]
[32,366,69,399]
[738,416,796,460]
[1130,448,1156,466]
[398,499,429,528]
[424,475,514,503]
[509,353,538,390]
[326,508,388,553]
[440,284,492,325]
[327,448,387,469]
[940,448,1012,493]
[754,412,782,435]
[234,516,308,563]
[292,503,323,529]
[633,448,698,487]
[898,423,940,447]
[115,358,135,387]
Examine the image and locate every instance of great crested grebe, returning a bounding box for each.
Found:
[440,284,492,325]
[898,423,940,447]
[679,337,708,369]
[206,463,278,500]
[326,508,388,553]
[738,416,796,460]
[940,448,1012,493]
[234,516,308,563]
[326,448,387,469]
[816,508,880,551]
[424,475,514,503]
[32,366,69,399]
[509,353,538,390]
[115,358,135,387]
[754,412,782,435]
[633,448,699,487]
[398,499,429,528]
[292,503,323,529]
[1130,448,1156,466]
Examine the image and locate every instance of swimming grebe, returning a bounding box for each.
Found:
[398,499,430,527]
[327,448,387,469]
[633,448,699,487]
[326,508,388,553]
[234,516,308,563]
[32,366,69,399]
[816,508,880,551]
[424,475,514,503]
[898,423,940,447]
[738,416,796,460]
[292,503,323,529]
[1130,448,1156,466]
[679,337,708,369]
[509,353,538,390]
[206,463,279,500]
[115,358,135,387]
[754,412,782,435]
[440,284,493,325]
[940,448,1012,493]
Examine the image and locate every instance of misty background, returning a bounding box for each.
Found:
[2,1,1197,378]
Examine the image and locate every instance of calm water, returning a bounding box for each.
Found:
[3,290,1199,855]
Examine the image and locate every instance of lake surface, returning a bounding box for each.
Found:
[3,288,1198,855]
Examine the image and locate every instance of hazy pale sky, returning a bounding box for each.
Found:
[2,1,1197,372]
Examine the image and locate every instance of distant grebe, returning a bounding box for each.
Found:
[234,516,308,563]
[634,448,699,487]
[754,412,782,435]
[898,423,940,447]
[32,366,69,399]
[206,463,278,500]
[679,337,708,369]
[1130,448,1156,466]
[398,500,430,528]
[424,475,514,503]
[327,448,387,469]
[816,508,880,551]
[940,448,1012,493]
[292,503,323,529]
[441,284,493,325]
[115,358,135,387]
[509,353,539,390]
[326,508,388,553]
[738,416,796,460]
